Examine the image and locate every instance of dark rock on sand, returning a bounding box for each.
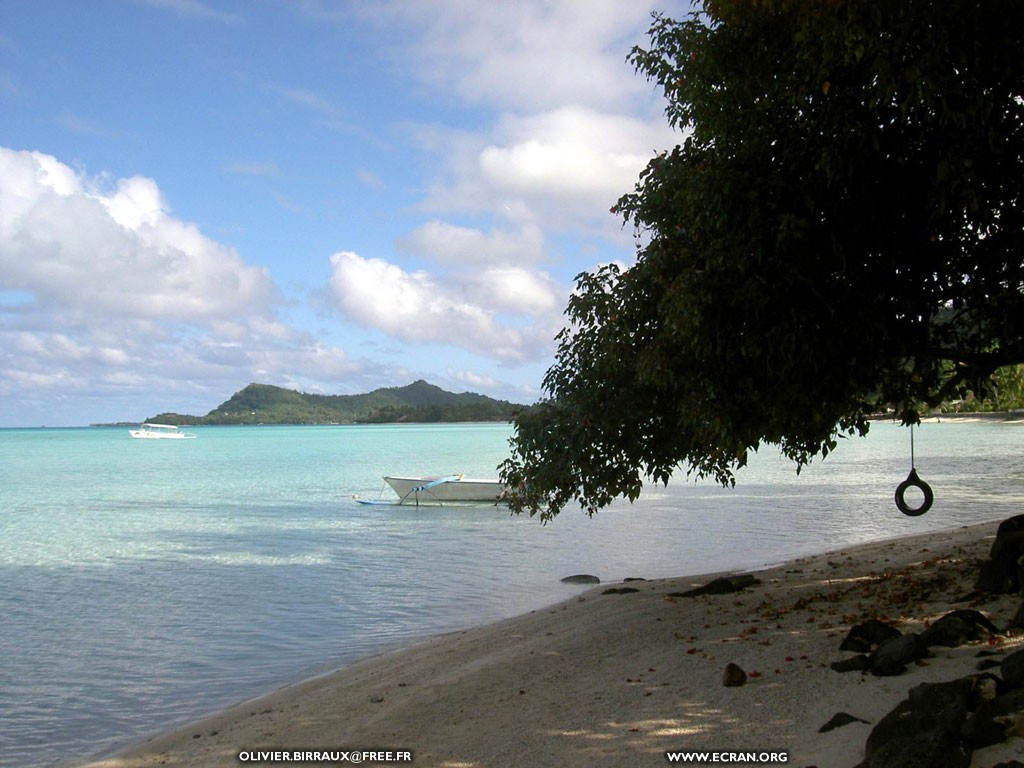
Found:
[670,574,760,598]
[962,688,1024,749]
[869,632,929,677]
[1001,648,1024,688]
[601,586,640,595]
[561,574,600,584]
[831,654,871,673]
[1009,599,1024,629]
[863,678,975,768]
[974,514,1024,594]
[920,609,999,647]
[839,619,901,653]
[722,663,747,687]
[838,611,994,678]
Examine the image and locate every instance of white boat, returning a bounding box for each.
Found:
[128,423,197,439]
[367,474,509,505]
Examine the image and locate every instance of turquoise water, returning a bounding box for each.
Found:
[1,420,1021,767]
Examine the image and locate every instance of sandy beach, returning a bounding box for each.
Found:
[79,520,1024,768]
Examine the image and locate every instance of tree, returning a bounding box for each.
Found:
[500,0,1024,520]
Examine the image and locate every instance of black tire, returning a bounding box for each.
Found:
[895,468,933,516]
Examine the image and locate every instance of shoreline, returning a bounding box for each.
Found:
[78,519,1024,767]
[871,411,1024,424]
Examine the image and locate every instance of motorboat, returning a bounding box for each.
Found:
[357,474,508,505]
[128,423,197,439]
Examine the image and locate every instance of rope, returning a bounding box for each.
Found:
[896,423,932,516]
[910,423,916,469]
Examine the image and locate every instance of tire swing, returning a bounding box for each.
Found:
[895,424,933,516]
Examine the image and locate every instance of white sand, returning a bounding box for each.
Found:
[80,521,1024,768]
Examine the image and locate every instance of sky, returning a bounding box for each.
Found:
[0,0,690,427]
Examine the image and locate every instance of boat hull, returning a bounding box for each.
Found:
[129,423,197,439]
[383,475,508,504]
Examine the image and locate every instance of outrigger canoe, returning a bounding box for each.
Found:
[356,474,508,506]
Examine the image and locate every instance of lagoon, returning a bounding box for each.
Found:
[1,420,1021,767]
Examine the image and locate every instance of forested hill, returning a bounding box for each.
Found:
[148,380,524,425]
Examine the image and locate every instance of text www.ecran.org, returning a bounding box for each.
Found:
[665,751,788,764]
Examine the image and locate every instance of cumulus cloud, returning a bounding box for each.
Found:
[342,0,674,114]
[310,0,682,232]
[0,147,360,421]
[447,368,499,390]
[411,103,676,242]
[0,148,275,321]
[0,0,693,424]
[303,0,682,369]
[396,219,545,266]
[328,251,561,362]
[480,106,666,206]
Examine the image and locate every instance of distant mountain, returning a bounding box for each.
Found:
[147,380,525,425]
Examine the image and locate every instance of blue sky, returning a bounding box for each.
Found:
[0,0,688,426]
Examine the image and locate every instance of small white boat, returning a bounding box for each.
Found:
[358,474,508,505]
[128,423,197,440]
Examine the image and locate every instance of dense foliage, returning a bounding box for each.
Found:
[148,381,521,425]
[501,0,1024,520]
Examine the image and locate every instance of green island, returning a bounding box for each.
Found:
[132,380,524,426]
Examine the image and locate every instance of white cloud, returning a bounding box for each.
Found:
[307,0,684,233]
[328,251,560,362]
[312,2,684,372]
[397,219,545,266]
[343,0,681,114]
[0,147,365,422]
[0,148,276,322]
[0,1,693,423]
[447,368,499,390]
[462,266,561,316]
[410,105,676,238]
[479,106,665,206]
[101,175,166,229]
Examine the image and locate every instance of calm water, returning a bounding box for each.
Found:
[1,420,1022,767]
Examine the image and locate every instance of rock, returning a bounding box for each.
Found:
[863,678,975,768]
[561,574,600,584]
[869,632,929,677]
[831,654,871,673]
[1002,648,1024,688]
[970,675,1002,708]
[839,619,901,653]
[1010,598,1024,629]
[670,574,760,598]
[920,610,999,648]
[601,587,639,595]
[976,559,1011,594]
[974,514,1024,594]
[722,663,747,687]
[962,688,1024,749]
[819,712,870,733]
